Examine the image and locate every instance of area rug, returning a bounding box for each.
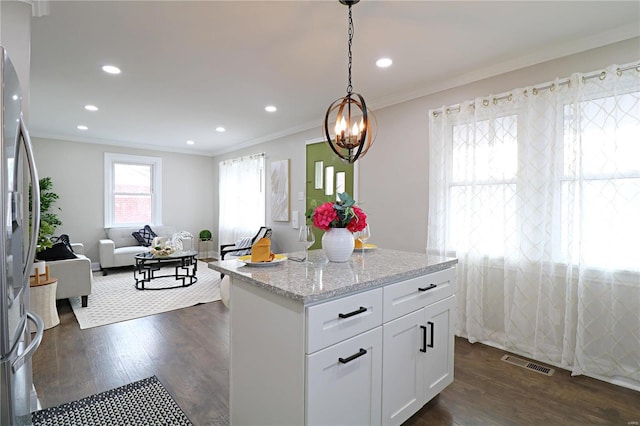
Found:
[32,376,192,425]
[70,261,222,329]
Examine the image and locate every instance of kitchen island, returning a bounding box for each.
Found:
[209,249,457,426]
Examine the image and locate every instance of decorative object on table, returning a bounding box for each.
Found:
[29,176,62,251]
[298,225,315,263]
[150,237,175,257]
[150,246,175,257]
[30,260,47,277]
[322,0,377,164]
[309,192,367,262]
[354,223,371,257]
[250,237,275,262]
[198,229,212,241]
[172,231,194,251]
[270,159,290,221]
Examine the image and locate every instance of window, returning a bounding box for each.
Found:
[218,153,265,246]
[104,153,162,227]
[560,92,640,269]
[449,115,518,257]
[432,67,640,272]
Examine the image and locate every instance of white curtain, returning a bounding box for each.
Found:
[218,153,265,247]
[428,63,640,386]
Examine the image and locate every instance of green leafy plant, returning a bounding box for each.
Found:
[199,229,212,241]
[29,177,62,251]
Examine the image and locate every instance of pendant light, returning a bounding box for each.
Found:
[323,0,377,163]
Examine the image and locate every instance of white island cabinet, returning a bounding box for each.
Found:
[209,249,457,426]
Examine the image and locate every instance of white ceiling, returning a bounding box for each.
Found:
[28,1,640,157]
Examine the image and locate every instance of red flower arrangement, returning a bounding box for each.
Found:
[308,192,367,232]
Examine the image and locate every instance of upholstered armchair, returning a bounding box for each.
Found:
[45,243,93,307]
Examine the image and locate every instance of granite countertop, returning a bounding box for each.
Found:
[208,248,457,304]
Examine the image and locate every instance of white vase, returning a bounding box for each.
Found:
[322,228,355,262]
[31,260,46,277]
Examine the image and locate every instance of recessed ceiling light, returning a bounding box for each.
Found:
[84,104,99,111]
[12,95,18,101]
[186,140,195,145]
[216,127,226,133]
[376,58,393,68]
[101,65,121,74]
[265,105,277,113]
[77,125,88,130]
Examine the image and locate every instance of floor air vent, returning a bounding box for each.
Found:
[500,354,555,376]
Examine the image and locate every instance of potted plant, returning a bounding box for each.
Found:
[199,229,212,241]
[29,177,62,252]
[307,192,367,262]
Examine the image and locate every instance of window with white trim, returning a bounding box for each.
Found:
[560,91,640,270]
[104,153,162,227]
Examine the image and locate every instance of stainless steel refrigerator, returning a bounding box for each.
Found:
[0,46,44,426]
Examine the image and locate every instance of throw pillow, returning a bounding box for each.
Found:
[51,234,74,253]
[132,225,157,247]
[36,242,77,261]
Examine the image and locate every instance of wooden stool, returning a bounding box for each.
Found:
[29,265,60,330]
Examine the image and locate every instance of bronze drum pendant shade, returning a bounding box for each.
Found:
[323,0,377,164]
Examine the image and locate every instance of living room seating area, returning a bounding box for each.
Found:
[99,225,193,274]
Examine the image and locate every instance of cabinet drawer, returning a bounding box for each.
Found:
[306,327,382,426]
[383,268,455,322]
[307,288,383,354]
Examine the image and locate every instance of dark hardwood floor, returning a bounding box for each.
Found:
[33,300,639,426]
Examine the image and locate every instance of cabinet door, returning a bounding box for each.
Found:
[381,309,425,426]
[422,295,456,403]
[306,327,382,426]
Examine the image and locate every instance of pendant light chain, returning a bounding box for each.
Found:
[323,0,376,164]
[347,5,354,95]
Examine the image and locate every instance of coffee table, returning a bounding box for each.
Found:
[134,250,198,290]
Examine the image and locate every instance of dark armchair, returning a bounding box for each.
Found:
[220,227,273,260]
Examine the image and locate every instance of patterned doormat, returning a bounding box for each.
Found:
[32,376,192,425]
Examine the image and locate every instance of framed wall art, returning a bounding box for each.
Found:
[271,159,290,221]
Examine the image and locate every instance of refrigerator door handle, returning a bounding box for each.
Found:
[12,311,43,374]
[19,114,40,285]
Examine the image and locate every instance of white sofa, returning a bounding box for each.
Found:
[99,226,193,274]
[45,243,93,307]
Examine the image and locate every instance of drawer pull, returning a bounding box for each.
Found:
[338,348,367,364]
[418,284,437,292]
[427,321,435,348]
[338,306,367,319]
[420,325,427,353]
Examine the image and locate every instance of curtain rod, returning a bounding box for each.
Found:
[433,62,640,117]
[220,152,265,165]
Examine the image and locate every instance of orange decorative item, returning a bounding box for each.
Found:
[251,237,275,263]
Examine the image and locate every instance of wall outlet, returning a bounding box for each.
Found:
[298,191,305,201]
[291,211,299,229]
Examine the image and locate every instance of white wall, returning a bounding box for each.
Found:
[213,37,640,254]
[31,137,216,263]
[1,1,31,119]
[212,130,317,254]
[31,38,638,260]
